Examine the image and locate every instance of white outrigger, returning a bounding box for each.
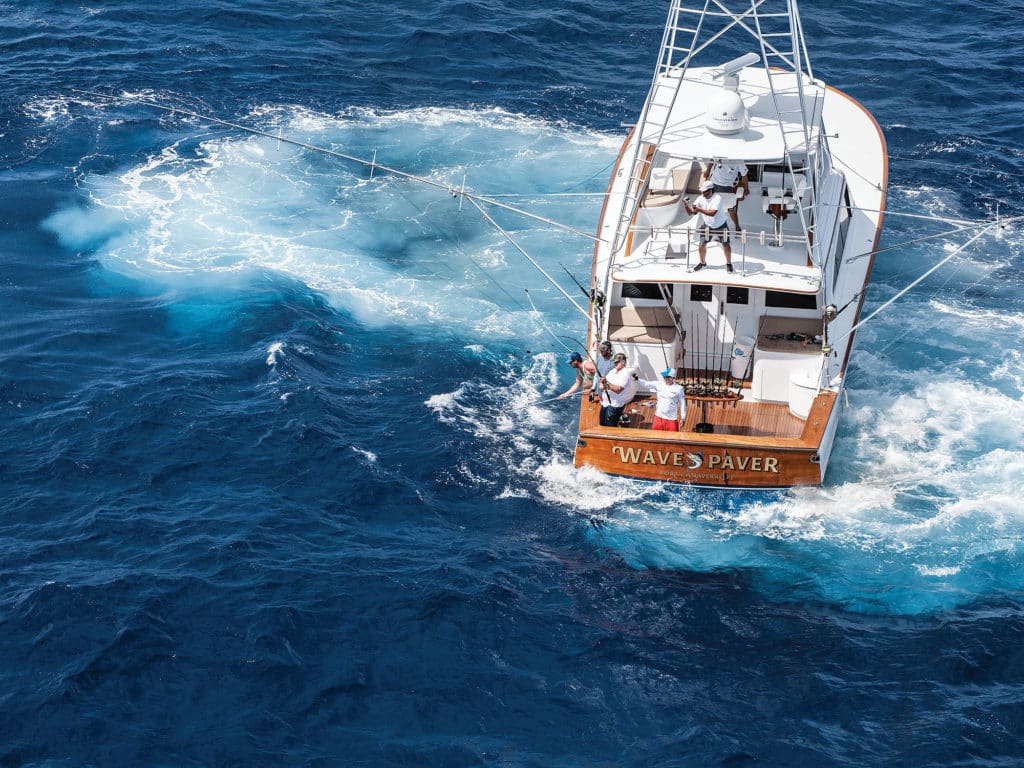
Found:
[575,0,887,487]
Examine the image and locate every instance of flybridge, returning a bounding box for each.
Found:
[640,67,825,161]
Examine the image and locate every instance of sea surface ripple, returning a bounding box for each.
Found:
[2,0,1024,765]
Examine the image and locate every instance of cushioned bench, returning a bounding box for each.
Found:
[607,305,679,344]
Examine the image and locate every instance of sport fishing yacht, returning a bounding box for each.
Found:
[575,0,886,487]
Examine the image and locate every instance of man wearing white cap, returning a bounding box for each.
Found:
[703,159,749,231]
[598,352,637,427]
[637,367,687,431]
[684,180,734,273]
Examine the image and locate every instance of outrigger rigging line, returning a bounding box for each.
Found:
[70,89,604,245]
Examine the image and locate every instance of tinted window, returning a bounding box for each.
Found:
[765,291,817,310]
[726,287,749,304]
[622,282,672,301]
[690,285,712,302]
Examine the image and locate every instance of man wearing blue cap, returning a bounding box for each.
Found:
[556,351,597,400]
[637,366,686,431]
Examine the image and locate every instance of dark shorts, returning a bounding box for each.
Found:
[599,405,625,427]
[699,224,730,244]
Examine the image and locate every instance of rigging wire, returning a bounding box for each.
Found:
[481,192,607,198]
[845,214,1024,264]
[887,152,1024,181]
[71,88,605,245]
[71,91,1024,344]
[73,88,616,334]
[831,222,996,348]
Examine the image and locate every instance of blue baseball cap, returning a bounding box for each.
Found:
[661,367,674,377]
[568,352,583,364]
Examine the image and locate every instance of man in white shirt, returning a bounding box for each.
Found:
[685,180,734,273]
[637,367,687,431]
[598,352,637,427]
[704,159,750,231]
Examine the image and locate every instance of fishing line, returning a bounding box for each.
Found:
[564,156,618,191]
[822,203,986,227]
[387,182,533,316]
[465,196,591,321]
[524,288,574,353]
[525,389,586,407]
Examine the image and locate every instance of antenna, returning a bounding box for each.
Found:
[710,52,760,90]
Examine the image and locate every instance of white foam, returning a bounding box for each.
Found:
[49,104,611,338]
[351,447,378,464]
[266,341,285,366]
[535,456,664,512]
[23,95,71,123]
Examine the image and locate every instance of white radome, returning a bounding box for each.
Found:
[705,89,747,135]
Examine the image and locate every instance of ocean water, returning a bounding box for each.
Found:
[3,0,1024,764]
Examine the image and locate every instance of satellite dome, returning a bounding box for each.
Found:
[706,89,747,135]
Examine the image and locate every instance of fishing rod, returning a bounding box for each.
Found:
[467,198,590,320]
[527,389,586,407]
[688,309,696,387]
[712,312,720,390]
[700,305,708,391]
[560,263,590,299]
[523,288,603,404]
[723,314,732,393]
[71,88,605,245]
[689,308,698,392]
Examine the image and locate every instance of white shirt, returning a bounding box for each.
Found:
[639,379,687,421]
[709,160,748,187]
[695,193,729,229]
[602,366,636,408]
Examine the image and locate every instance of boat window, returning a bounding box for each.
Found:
[726,287,749,305]
[690,285,712,303]
[765,290,817,310]
[621,282,672,301]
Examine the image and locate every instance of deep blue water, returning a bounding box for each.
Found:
[3,0,1024,765]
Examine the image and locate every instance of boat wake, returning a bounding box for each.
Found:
[43,95,1024,615]
[44,99,615,338]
